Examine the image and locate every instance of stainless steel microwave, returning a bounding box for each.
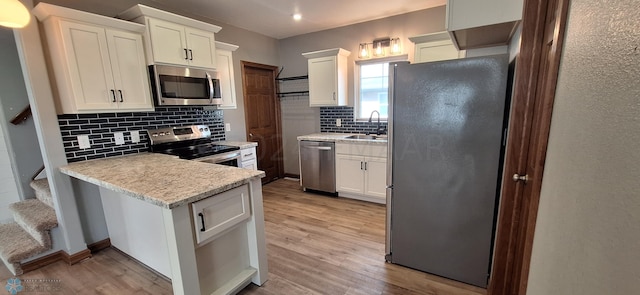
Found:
[149,65,222,106]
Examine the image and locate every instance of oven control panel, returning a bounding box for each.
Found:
[147,125,211,144]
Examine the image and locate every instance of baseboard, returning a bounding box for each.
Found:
[20,251,63,273]
[337,192,386,205]
[20,240,110,273]
[284,173,300,179]
[62,248,92,265]
[88,238,111,253]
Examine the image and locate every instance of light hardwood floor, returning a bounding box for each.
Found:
[0,179,485,295]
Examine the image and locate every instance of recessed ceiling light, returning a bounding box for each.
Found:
[293,14,302,21]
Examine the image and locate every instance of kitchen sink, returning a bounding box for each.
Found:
[345,134,383,140]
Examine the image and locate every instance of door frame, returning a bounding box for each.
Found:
[488,0,570,294]
[240,61,285,180]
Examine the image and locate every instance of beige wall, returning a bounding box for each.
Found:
[527,1,640,294]
[277,6,447,175]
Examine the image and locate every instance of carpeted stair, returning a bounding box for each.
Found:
[0,178,58,275]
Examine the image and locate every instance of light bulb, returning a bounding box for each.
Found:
[0,0,31,28]
[359,43,370,59]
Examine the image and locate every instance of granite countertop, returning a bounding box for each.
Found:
[297,133,388,145]
[217,141,258,149]
[59,153,265,209]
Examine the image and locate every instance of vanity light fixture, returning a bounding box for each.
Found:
[293,13,302,21]
[390,37,401,55]
[0,0,31,28]
[359,43,370,59]
[359,37,402,59]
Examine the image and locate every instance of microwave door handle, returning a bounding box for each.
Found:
[205,72,214,104]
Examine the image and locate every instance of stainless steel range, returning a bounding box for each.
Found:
[147,125,240,166]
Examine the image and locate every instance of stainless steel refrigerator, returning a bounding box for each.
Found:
[386,55,509,288]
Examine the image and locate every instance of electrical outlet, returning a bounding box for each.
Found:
[114,132,125,145]
[225,123,231,132]
[336,118,342,127]
[77,135,90,149]
[130,131,140,143]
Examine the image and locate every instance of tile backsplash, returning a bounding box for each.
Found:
[320,107,388,134]
[58,107,225,163]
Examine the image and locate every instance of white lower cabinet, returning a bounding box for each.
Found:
[335,143,387,204]
[192,184,251,245]
[239,147,257,170]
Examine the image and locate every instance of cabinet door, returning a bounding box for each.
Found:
[59,20,116,110]
[415,40,464,63]
[216,49,236,109]
[148,18,189,66]
[364,156,387,200]
[336,154,365,194]
[105,29,153,110]
[192,185,251,245]
[185,26,217,69]
[308,56,338,106]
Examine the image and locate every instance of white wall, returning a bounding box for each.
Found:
[0,126,20,223]
[0,28,44,200]
[527,1,640,294]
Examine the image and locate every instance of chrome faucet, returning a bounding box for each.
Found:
[367,110,386,135]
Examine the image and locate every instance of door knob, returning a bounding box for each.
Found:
[512,173,529,183]
[249,133,254,137]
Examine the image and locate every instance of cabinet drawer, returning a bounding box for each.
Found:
[335,143,387,158]
[240,147,256,161]
[192,184,250,245]
[241,160,257,170]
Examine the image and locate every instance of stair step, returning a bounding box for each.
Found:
[9,199,58,248]
[0,223,48,275]
[30,178,54,208]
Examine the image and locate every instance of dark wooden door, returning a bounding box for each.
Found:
[241,61,284,184]
[489,0,570,294]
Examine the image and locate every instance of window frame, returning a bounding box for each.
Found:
[353,54,408,121]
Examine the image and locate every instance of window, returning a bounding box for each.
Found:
[355,55,408,121]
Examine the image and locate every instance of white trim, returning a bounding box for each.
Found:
[355,54,408,65]
[118,4,221,33]
[353,54,407,121]
[32,3,146,33]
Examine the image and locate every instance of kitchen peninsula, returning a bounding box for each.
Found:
[59,153,267,295]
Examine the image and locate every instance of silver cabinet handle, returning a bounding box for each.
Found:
[244,153,253,156]
[303,146,331,150]
[205,72,214,104]
[184,48,189,60]
[118,90,123,102]
[361,161,363,170]
[364,162,367,170]
[110,89,116,102]
[189,49,193,60]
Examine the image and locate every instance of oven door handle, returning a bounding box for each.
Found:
[196,151,241,164]
[205,72,214,104]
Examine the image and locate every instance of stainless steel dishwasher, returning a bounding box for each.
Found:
[299,140,336,193]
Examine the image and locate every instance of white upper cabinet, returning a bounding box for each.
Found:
[446,0,523,50]
[409,31,466,63]
[215,41,239,109]
[147,18,217,69]
[33,3,153,114]
[302,48,350,107]
[119,5,222,70]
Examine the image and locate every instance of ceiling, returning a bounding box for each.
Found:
[148,0,447,39]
